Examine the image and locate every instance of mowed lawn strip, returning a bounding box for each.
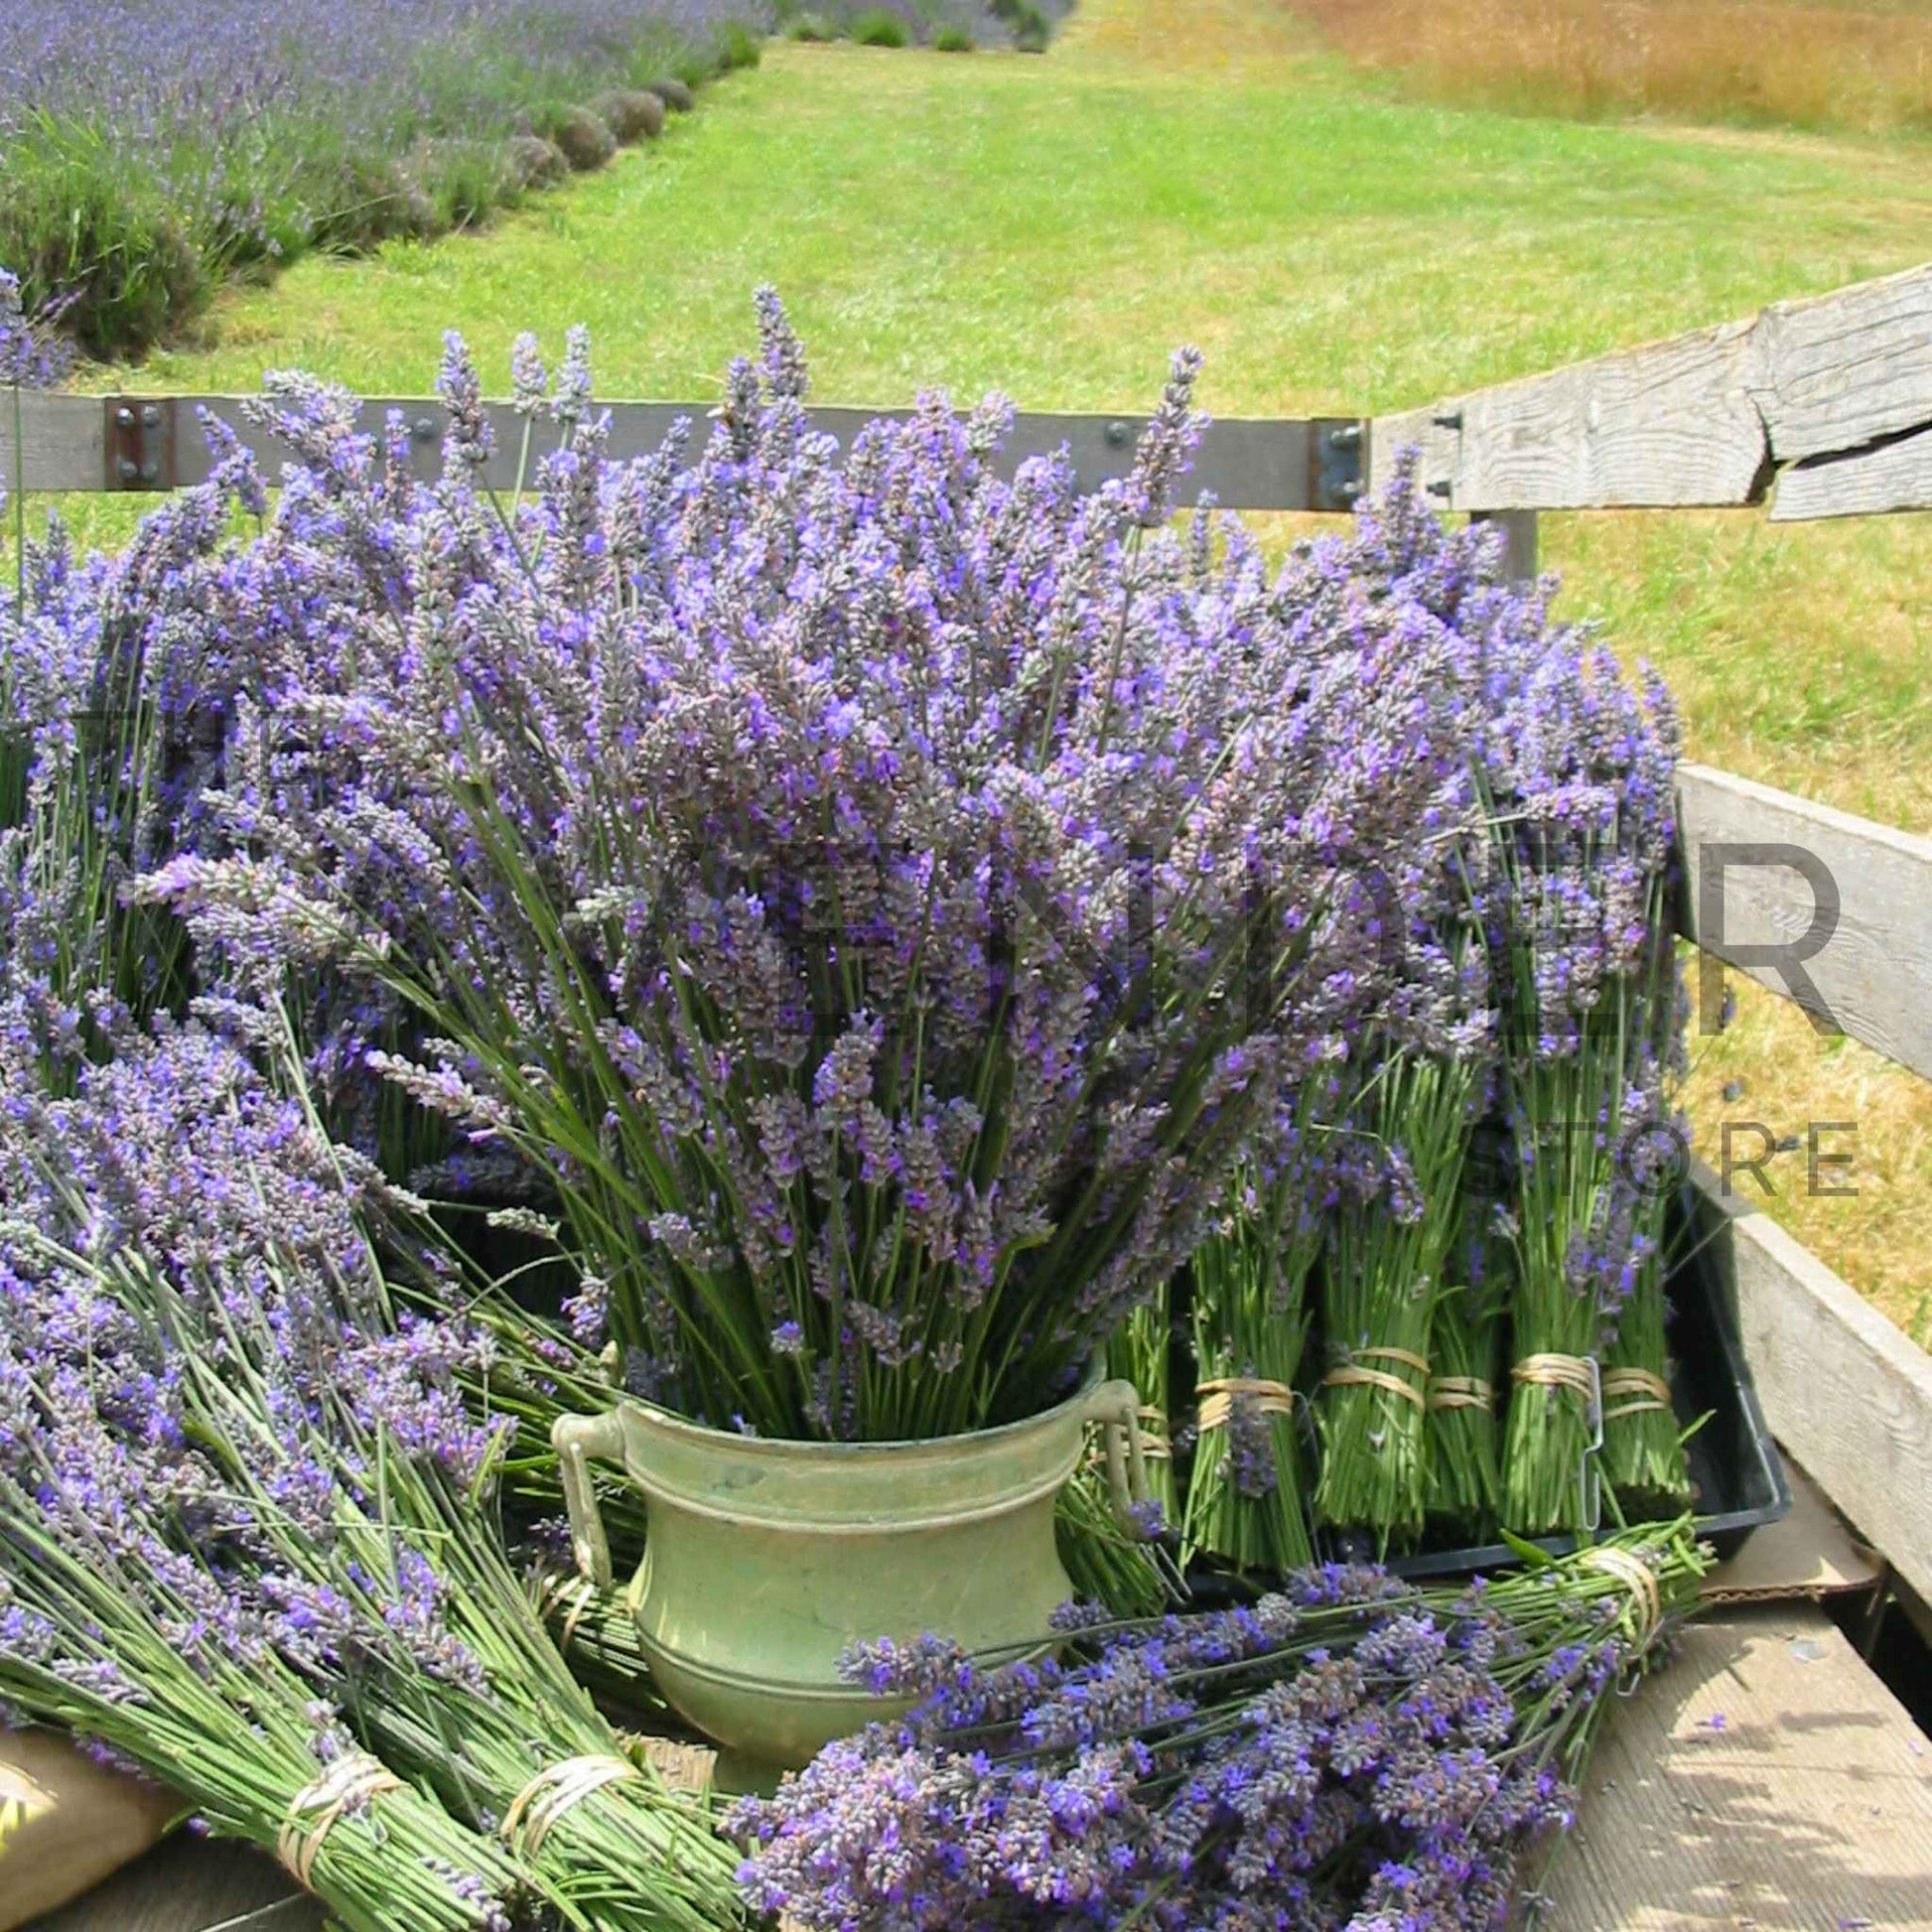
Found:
[34,0,1932,1333]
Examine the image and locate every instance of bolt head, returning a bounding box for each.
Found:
[1105,420,1130,449]
[115,406,136,428]
[116,457,139,483]
[137,460,161,484]
[412,416,438,442]
[141,404,162,428]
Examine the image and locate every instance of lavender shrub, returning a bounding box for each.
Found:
[145,299,1488,1444]
[0,0,770,353]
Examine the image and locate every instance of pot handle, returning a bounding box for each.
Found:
[552,1411,626,1593]
[1080,1377,1150,1531]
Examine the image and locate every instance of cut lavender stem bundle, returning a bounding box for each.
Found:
[1425,1149,1512,1532]
[1180,1166,1321,1575]
[731,1523,1710,1932]
[1598,1238,1693,1510]
[1477,629,1683,1536]
[1315,1046,1479,1548]
[0,1022,745,1932]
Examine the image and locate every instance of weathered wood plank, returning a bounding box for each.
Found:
[1369,261,1932,512]
[1674,761,1932,1083]
[15,394,1341,509]
[1751,259,1932,462]
[1693,1159,1932,1609]
[1364,404,1457,496]
[11,393,106,493]
[1771,419,1932,519]
[1375,317,1768,512]
[25,1833,315,1932]
[1548,1602,1932,1930]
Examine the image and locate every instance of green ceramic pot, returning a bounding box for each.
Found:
[552,1367,1148,1772]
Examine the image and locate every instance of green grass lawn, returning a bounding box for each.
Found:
[29,0,1932,1334]
[134,2,1932,414]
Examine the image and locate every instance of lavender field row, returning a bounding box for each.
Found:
[0,0,1032,361]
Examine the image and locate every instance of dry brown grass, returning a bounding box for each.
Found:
[1292,0,1932,138]
[1680,977,1932,1345]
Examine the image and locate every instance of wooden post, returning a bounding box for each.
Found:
[1469,509,1538,582]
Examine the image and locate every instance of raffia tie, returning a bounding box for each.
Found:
[1602,1367,1673,1423]
[1582,1545,1664,1648]
[1321,1347,1431,1413]
[1511,1353,1597,1404]
[501,1753,640,1860]
[538,1569,599,1647]
[1427,1375,1495,1414]
[1196,1377,1297,1433]
[276,1752,403,1891]
[1084,1406,1172,1469]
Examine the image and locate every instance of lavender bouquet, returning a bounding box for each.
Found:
[0,1515,521,1932]
[732,1523,1710,1931]
[0,1023,746,1932]
[1179,1150,1325,1576]
[148,301,1480,1446]
[0,1070,522,1932]
[1423,1173,1511,1531]
[1479,635,1684,1534]
[1314,1043,1481,1547]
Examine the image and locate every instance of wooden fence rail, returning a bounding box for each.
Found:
[1675,763,1932,1085]
[13,391,1373,511]
[1371,260,1932,519]
[16,259,1932,517]
[1668,772,1932,1607]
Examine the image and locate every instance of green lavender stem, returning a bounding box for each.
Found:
[1599,1239,1692,1507]
[1315,1050,1475,1548]
[1181,1190,1318,1575]
[1424,1281,1503,1530]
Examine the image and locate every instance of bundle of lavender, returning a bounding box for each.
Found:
[1314,1045,1478,1547]
[733,1522,1710,1931]
[1449,559,1689,1537]
[0,1497,520,1932]
[1598,1220,1693,1510]
[1179,1164,1322,1575]
[1424,1132,1513,1531]
[0,1024,746,1932]
[0,1088,520,1932]
[1595,905,1693,1512]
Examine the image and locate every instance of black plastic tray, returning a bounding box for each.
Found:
[1185,1199,1790,1596]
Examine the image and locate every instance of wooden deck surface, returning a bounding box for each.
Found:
[31,1597,1931,1932]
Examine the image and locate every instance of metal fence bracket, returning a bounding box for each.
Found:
[104,397,177,491]
[1309,418,1365,511]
